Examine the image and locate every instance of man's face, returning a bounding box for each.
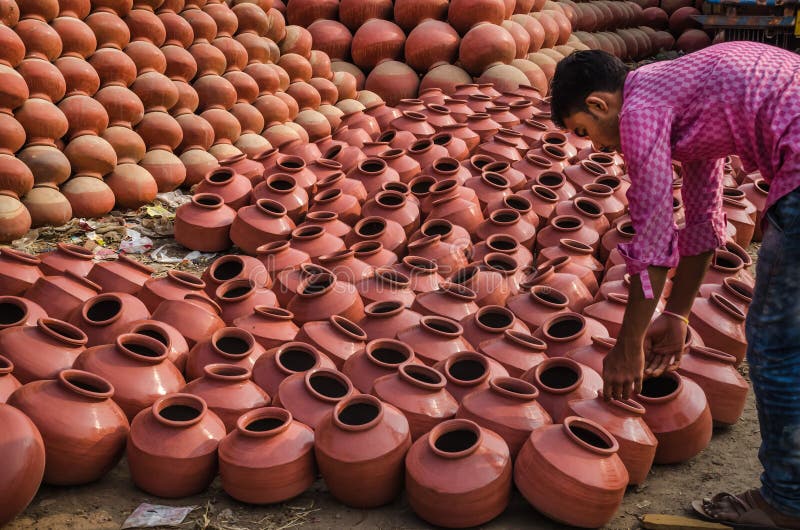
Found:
[562,108,622,154]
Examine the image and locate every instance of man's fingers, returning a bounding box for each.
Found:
[603,379,613,401]
[634,376,643,396]
[621,380,634,400]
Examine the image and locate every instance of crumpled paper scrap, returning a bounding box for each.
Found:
[151,243,215,264]
[121,503,197,529]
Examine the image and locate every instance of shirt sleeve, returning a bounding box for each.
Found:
[618,107,679,299]
[678,158,727,255]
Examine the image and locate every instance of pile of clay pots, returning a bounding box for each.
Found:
[0,75,758,527]
[632,0,712,53]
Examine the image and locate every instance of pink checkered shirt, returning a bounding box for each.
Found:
[619,41,800,297]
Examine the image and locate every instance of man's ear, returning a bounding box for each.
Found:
[585,94,610,115]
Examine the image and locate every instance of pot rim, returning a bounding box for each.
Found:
[428,418,483,459]
[236,406,292,437]
[332,394,385,432]
[366,338,414,369]
[58,368,115,400]
[398,363,446,391]
[274,341,323,375]
[562,416,620,456]
[489,376,539,401]
[302,367,353,404]
[37,317,88,346]
[202,362,251,381]
[443,350,490,387]
[210,327,256,359]
[81,292,125,326]
[152,393,208,428]
[636,371,684,404]
[116,332,169,363]
[533,357,584,394]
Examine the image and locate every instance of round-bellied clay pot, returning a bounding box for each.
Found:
[514,416,629,528]
[315,394,412,508]
[184,327,266,382]
[676,346,749,426]
[405,418,512,528]
[68,293,151,347]
[688,293,747,365]
[477,330,548,378]
[286,272,365,326]
[396,316,474,366]
[149,294,226,348]
[274,368,356,430]
[127,393,226,498]
[87,255,154,295]
[213,279,278,326]
[218,407,316,505]
[294,316,367,369]
[233,307,299,351]
[342,338,422,393]
[200,255,270,298]
[137,269,208,313]
[0,318,87,383]
[0,402,45,526]
[0,354,20,402]
[532,312,610,358]
[252,341,337,398]
[0,248,42,296]
[39,242,95,277]
[356,300,423,341]
[7,369,129,485]
[24,272,101,321]
[636,371,713,464]
[126,319,190,373]
[174,193,236,252]
[0,296,47,330]
[521,357,604,422]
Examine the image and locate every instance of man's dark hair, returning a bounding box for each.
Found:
[550,50,629,129]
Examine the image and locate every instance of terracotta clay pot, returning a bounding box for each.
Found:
[342,338,420,393]
[433,350,509,403]
[150,294,226,348]
[195,167,253,211]
[412,282,479,322]
[293,316,367,369]
[68,292,150,347]
[287,272,365,326]
[457,376,552,458]
[0,318,87,383]
[213,279,278,326]
[7,369,129,485]
[274,367,356,430]
[127,393,226,498]
[184,327,266,382]
[252,341,337,398]
[174,193,236,252]
[200,255,270,298]
[24,272,100,321]
[477,330,549,378]
[372,363,458,440]
[87,255,154,295]
[566,396,658,485]
[182,364,270,432]
[396,316,474,366]
[515,416,628,528]
[0,354,20,402]
[689,293,747,365]
[0,296,46,330]
[137,269,208,313]
[677,346,749,426]
[0,248,42,296]
[73,334,185,421]
[39,242,94,277]
[637,371,713,464]
[256,240,311,278]
[0,403,45,526]
[315,394,412,507]
[405,418,512,528]
[218,407,316,504]
[126,319,190,373]
[522,357,604,422]
[233,307,299,351]
[460,305,530,348]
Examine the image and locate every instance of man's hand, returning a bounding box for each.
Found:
[602,339,644,401]
[643,313,688,377]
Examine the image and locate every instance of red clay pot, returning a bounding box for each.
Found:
[138,270,208,313]
[293,316,367,370]
[342,338,421,393]
[0,403,44,526]
[24,272,100,321]
[459,305,529,348]
[677,346,749,426]
[515,416,628,528]
[150,294,226,349]
[433,350,509,402]
[68,293,150,347]
[126,319,189,373]
[127,393,226,497]
[356,300,422,342]
[213,279,277,326]
[182,364,270,432]
[274,367,355,430]
[184,327,266,382]
[372,363,458,440]
[406,418,512,527]
[396,316,474,366]
[457,376,552,458]
[73,334,185,421]
[0,354,20,402]
[195,167,253,211]
[411,282,478,322]
[174,193,236,252]
[689,293,747,365]
[218,407,315,504]
[87,255,154,295]
[521,357,603,422]
[637,372,713,464]
[251,341,336,398]
[316,394,411,507]
[0,318,86,383]
[506,285,571,332]
[477,330,548,378]
[287,272,364,326]
[233,306,298,352]
[0,296,46,330]
[38,242,94,277]
[200,255,270,298]
[0,248,42,296]
[7,369,127,486]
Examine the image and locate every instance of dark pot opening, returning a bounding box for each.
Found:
[619,223,636,236]
[246,417,285,432]
[493,211,518,223]
[555,217,580,229]
[540,365,579,388]
[215,336,251,355]
[407,365,442,384]
[361,160,385,173]
[213,260,244,281]
[196,195,221,206]
[280,348,317,372]
[209,170,233,183]
[377,193,403,206]
[422,221,452,237]
[309,373,348,398]
[570,424,612,449]
[0,302,25,325]
[448,359,486,382]
[538,174,563,187]
[66,374,110,394]
[640,375,679,398]
[359,220,385,236]
[302,275,333,294]
[435,159,459,172]
[435,429,479,453]
[338,401,380,426]
[270,178,294,191]
[222,285,252,298]
[489,237,516,251]
[427,318,459,334]
[478,310,512,329]
[576,199,602,216]
[160,404,201,422]
[123,340,162,358]
[372,346,409,364]
[547,317,583,338]
[487,257,515,271]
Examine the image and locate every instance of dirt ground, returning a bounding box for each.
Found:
[4,207,763,530]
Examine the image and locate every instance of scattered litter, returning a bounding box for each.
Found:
[151,243,215,264]
[121,503,197,529]
[119,229,154,255]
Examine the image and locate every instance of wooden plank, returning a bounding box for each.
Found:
[641,514,733,530]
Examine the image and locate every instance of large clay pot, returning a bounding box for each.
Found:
[233,307,299,351]
[477,330,548,378]
[24,272,100,321]
[338,0,393,32]
[394,0,449,32]
[218,407,315,504]
[457,377,552,459]
[315,394,412,507]
[521,357,603,422]
[213,279,278,326]
[0,296,46,330]
[342,338,420,393]
[0,402,45,526]
[506,285,571,332]
[68,292,150,347]
[637,372,713,464]
[275,367,356,430]
[251,341,336,398]
[200,255,270,298]
[7,369,129,485]
[0,318,87,383]
[127,393,226,498]
[404,19,459,74]
[515,416,629,528]
[182,364,270,432]
[174,193,235,252]
[447,0,506,35]
[372,363,458,440]
[364,60,420,107]
[689,293,747,365]
[294,316,367,369]
[0,248,42,296]
[351,19,405,70]
[126,319,190,373]
[87,255,154,295]
[412,282,479,322]
[357,300,422,342]
[150,294,226,348]
[0,354,20,402]
[195,167,253,211]
[433,350,509,403]
[73,334,185,421]
[396,316,474,366]
[287,272,365,326]
[137,269,208,313]
[460,305,529,348]
[39,242,94,277]
[677,346,748,426]
[184,327,266,382]
[405,418,512,528]
[566,396,658,485]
